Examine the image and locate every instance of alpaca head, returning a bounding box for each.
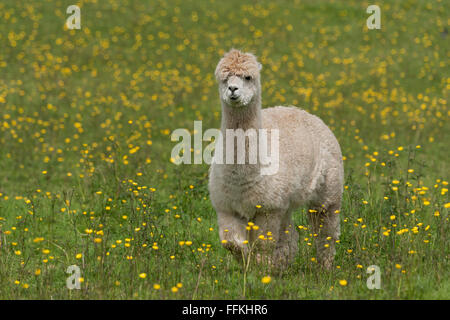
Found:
[215,49,262,108]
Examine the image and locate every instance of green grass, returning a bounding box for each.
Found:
[0,0,448,299]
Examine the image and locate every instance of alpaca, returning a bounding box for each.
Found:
[208,49,344,269]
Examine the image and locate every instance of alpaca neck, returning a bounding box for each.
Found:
[220,94,262,132]
[219,92,263,178]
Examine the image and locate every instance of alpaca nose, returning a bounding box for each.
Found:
[228,86,238,93]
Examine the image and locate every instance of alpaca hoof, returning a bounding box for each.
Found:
[319,257,334,270]
[255,253,273,266]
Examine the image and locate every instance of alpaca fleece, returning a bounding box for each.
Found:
[209,49,343,269]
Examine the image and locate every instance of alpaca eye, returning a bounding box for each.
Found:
[245,76,252,81]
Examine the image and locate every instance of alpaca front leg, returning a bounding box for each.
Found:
[307,204,340,270]
[252,210,285,266]
[276,213,299,266]
[217,211,249,261]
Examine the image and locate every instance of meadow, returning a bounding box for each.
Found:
[0,0,448,299]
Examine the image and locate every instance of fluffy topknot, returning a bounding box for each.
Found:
[215,49,262,81]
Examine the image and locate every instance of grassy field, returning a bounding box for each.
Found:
[0,0,448,299]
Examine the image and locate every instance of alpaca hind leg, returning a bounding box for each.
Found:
[307,203,340,270]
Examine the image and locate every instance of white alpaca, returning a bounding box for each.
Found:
[208,49,344,269]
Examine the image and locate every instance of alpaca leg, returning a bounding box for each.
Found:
[307,204,340,269]
[217,211,249,261]
[275,210,299,266]
[252,210,286,266]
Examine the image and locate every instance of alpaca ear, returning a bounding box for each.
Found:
[214,59,223,81]
[258,63,262,71]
